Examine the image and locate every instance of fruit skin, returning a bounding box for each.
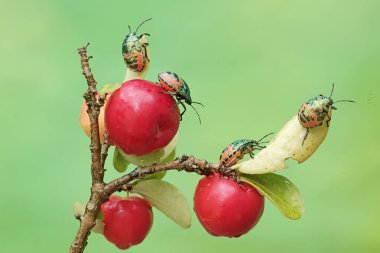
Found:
[79,94,108,143]
[101,195,153,250]
[193,173,264,237]
[105,79,180,155]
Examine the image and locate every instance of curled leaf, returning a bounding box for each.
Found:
[233,112,331,174]
[131,179,191,228]
[241,173,304,219]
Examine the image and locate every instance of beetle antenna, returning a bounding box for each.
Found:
[329,83,335,98]
[135,18,153,33]
[257,132,274,143]
[333,100,355,104]
[128,25,132,33]
[192,101,205,107]
[190,104,202,124]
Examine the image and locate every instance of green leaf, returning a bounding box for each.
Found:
[131,179,191,228]
[241,173,304,220]
[113,147,129,173]
[132,149,176,184]
[161,148,176,163]
[134,171,167,182]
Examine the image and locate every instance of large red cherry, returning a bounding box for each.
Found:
[105,79,180,155]
[193,173,264,237]
[101,195,153,250]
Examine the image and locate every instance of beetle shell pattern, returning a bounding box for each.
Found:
[157,72,191,103]
[298,95,333,128]
[122,33,149,72]
[123,50,145,72]
[158,72,183,93]
[219,139,256,167]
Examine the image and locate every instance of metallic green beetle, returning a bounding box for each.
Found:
[157,71,204,124]
[219,133,274,167]
[122,18,152,72]
[298,83,354,144]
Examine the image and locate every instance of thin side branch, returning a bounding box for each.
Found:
[104,155,220,194]
[100,131,110,169]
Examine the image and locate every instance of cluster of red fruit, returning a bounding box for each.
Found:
[79,78,265,249]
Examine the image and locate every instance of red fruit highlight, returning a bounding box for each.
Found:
[105,79,180,155]
[101,196,153,250]
[193,173,264,237]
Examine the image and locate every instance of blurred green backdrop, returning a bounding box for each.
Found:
[1,0,379,252]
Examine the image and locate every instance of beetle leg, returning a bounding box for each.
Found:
[302,128,309,146]
[326,114,331,127]
[179,100,187,120]
[139,33,150,39]
[249,152,254,158]
[142,44,150,61]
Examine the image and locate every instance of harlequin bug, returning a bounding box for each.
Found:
[219,132,274,167]
[157,71,204,124]
[298,83,354,144]
[122,18,152,72]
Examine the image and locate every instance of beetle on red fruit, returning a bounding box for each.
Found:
[193,173,264,237]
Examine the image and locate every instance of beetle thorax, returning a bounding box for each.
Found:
[235,140,256,153]
[316,95,333,112]
[127,32,138,40]
[179,81,192,104]
[122,33,139,53]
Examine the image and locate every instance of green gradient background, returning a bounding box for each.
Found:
[1,0,379,252]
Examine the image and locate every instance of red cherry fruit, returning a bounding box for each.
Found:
[101,195,153,250]
[105,79,180,155]
[193,173,264,237]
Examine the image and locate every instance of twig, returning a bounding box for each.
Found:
[78,43,104,184]
[100,131,110,169]
[104,155,220,194]
[70,45,227,253]
[70,44,106,253]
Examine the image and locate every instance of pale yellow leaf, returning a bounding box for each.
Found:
[233,111,331,174]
